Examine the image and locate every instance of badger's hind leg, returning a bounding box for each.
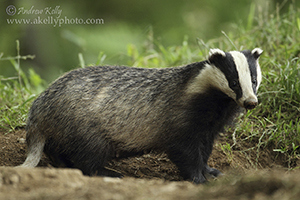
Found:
[43,150,75,168]
[44,137,123,178]
[75,143,124,177]
[75,159,123,178]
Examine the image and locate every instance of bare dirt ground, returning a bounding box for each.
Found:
[1,129,300,200]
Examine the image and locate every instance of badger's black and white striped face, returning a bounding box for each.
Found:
[188,48,263,109]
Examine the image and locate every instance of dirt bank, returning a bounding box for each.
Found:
[1,129,299,200]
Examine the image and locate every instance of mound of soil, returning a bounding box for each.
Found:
[1,129,300,200]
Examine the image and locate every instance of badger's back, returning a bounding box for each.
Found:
[27,65,207,151]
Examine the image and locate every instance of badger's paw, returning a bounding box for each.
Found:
[204,165,223,178]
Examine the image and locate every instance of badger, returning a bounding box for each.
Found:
[19,48,263,184]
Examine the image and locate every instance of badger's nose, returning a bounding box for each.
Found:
[244,99,258,110]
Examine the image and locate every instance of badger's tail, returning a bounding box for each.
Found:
[17,131,45,168]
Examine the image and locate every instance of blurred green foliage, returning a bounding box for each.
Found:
[0,0,297,82]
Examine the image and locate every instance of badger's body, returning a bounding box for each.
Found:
[20,48,263,184]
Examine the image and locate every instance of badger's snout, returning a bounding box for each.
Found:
[244,98,258,110]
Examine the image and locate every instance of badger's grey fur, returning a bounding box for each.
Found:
[20,48,263,184]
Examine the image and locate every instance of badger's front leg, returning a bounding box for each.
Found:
[202,141,223,178]
[167,142,208,184]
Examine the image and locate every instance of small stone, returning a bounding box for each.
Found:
[8,174,20,185]
[17,138,26,144]
[103,177,122,183]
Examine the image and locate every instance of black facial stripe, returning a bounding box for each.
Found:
[241,50,258,93]
[209,52,243,100]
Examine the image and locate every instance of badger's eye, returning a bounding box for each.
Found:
[229,80,239,90]
[232,80,237,87]
[252,78,257,85]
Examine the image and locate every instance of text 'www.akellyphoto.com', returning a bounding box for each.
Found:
[6,5,104,27]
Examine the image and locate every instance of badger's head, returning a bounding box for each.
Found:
[188,48,263,110]
[209,48,263,109]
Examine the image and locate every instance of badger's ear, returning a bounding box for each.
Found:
[251,48,263,59]
[208,48,226,62]
[209,49,226,57]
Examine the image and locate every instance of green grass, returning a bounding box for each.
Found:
[0,41,44,132]
[0,3,299,168]
[239,4,300,168]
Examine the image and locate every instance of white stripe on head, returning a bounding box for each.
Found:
[251,48,263,91]
[252,48,263,91]
[186,63,236,99]
[229,51,258,107]
[256,62,262,91]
